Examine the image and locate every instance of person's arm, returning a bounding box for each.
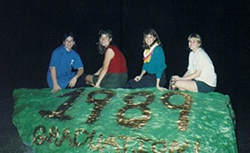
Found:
[156,71,167,91]
[68,67,84,87]
[173,70,201,81]
[50,67,61,93]
[176,50,202,81]
[182,70,201,80]
[156,78,160,86]
[95,48,114,87]
[183,70,190,77]
[151,47,166,90]
[172,70,190,80]
[94,67,102,75]
[134,70,146,82]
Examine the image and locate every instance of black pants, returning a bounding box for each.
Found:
[125,70,166,89]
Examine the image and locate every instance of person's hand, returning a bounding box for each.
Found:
[94,84,100,88]
[94,81,101,88]
[51,84,61,93]
[156,85,166,91]
[69,77,77,88]
[134,75,142,82]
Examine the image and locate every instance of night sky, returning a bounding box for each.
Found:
[0,0,250,152]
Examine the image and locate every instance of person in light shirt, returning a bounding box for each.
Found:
[172,33,217,92]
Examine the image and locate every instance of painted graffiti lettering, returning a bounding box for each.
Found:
[161,92,192,131]
[86,89,115,124]
[117,91,155,128]
[39,89,192,130]
[33,125,91,147]
[39,89,84,120]
[33,126,200,152]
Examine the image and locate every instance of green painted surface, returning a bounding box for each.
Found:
[12,87,237,152]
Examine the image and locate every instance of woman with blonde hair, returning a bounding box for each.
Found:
[171,34,217,92]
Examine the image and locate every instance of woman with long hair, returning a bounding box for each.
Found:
[125,28,167,90]
[85,29,127,88]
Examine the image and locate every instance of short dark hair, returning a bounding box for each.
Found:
[63,32,75,41]
[98,29,113,39]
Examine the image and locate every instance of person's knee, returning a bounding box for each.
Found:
[174,81,185,91]
[85,75,93,82]
[175,81,181,88]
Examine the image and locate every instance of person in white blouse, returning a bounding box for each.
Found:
[172,34,217,92]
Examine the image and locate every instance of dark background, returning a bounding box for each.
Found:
[0,0,249,152]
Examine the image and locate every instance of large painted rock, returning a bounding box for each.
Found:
[12,87,237,152]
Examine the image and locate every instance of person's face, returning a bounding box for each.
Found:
[99,34,112,47]
[144,34,156,46]
[188,38,200,51]
[63,36,75,51]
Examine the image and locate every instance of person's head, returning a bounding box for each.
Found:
[142,28,162,49]
[98,29,113,54]
[188,33,202,51]
[63,32,75,51]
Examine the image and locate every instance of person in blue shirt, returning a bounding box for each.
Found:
[47,32,84,93]
[125,28,167,90]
